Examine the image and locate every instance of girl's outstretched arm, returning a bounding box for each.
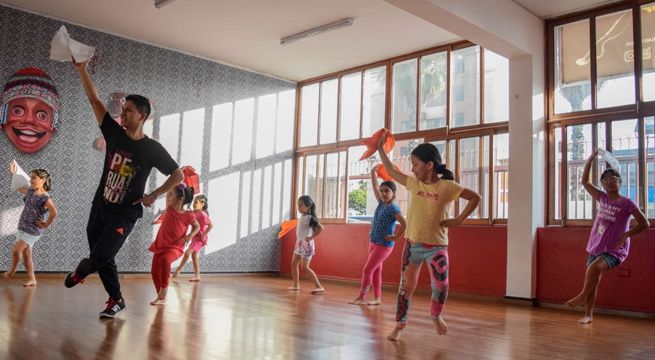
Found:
[441,188,481,227]
[371,165,382,202]
[582,149,602,202]
[376,134,407,187]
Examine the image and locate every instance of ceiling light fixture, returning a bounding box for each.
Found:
[154,0,177,9]
[280,17,355,46]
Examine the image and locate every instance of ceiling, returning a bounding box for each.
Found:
[1,0,620,82]
[512,0,624,19]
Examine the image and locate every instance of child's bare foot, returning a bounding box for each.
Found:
[310,287,325,294]
[433,316,448,335]
[287,285,300,290]
[189,278,201,282]
[565,295,585,308]
[386,327,404,341]
[171,272,179,278]
[349,297,365,305]
[577,316,593,324]
[366,298,382,306]
[150,298,166,306]
[22,280,37,287]
[1,271,13,279]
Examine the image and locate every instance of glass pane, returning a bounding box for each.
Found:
[642,3,655,101]
[459,137,481,218]
[494,134,509,219]
[646,117,655,217]
[451,46,480,127]
[319,79,338,144]
[340,72,362,141]
[481,136,490,218]
[484,50,509,123]
[300,84,319,147]
[338,151,347,219]
[448,140,456,218]
[392,139,423,217]
[611,119,640,205]
[304,155,316,205]
[392,59,418,133]
[296,156,304,201]
[362,66,387,138]
[596,10,635,108]
[420,52,447,130]
[324,152,340,218]
[554,20,592,113]
[347,146,374,223]
[596,122,607,189]
[567,124,593,220]
[431,140,447,167]
[555,128,562,220]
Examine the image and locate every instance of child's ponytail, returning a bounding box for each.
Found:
[298,195,320,230]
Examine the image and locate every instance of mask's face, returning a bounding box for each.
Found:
[4,97,55,153]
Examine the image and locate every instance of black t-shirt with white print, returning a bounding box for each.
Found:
[93,112,178,218]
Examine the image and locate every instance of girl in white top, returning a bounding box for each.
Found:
[287,195,325,294]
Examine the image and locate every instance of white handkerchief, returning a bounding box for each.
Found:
[10,161,30,191]
[598,148,620,171]
[49,25,96,62]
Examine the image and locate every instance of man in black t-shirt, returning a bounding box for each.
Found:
[65,60,184,318]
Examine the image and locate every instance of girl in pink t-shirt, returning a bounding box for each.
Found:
[149,184,199,305]
[565,149,648,324]
[173,195,213,282]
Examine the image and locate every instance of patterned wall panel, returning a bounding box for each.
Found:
[0,5,295,273]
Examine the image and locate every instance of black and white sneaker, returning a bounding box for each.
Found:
[99,297,126,318]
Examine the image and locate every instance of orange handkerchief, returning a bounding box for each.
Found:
[359,128,395,161]
[278,219,298,239]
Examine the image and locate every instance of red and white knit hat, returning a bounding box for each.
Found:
[0,67,60,129]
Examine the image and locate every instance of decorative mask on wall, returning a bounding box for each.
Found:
[0,68,60,153]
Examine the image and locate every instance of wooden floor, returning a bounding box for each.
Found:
[0,273,654,360]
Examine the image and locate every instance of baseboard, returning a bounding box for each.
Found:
[503,296,540,307]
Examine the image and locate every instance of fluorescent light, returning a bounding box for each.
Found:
[280,17,354,46]
[154,0,177,9]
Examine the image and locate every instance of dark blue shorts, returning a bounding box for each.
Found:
[587,253,620,269]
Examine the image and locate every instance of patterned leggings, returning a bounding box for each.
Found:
[395,242,449,328]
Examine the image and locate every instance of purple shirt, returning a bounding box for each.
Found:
[587,192,638,263]
[17,188,50,236]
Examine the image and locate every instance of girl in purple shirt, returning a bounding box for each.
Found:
[2,160,57,286]
[565,149,648,324]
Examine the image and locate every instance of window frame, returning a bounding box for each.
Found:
[546,2,655,226]
[294,40,509,225]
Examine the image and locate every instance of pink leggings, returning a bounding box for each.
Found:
[151,250,181,293]
[359,243,394,298]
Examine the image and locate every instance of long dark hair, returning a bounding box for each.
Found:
[410,143,454,180]
[298,195,320,230]
[174,183,195,207]
[31,169,52,191]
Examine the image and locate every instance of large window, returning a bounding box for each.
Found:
[548,3,655,224]
[296,42,510,224]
